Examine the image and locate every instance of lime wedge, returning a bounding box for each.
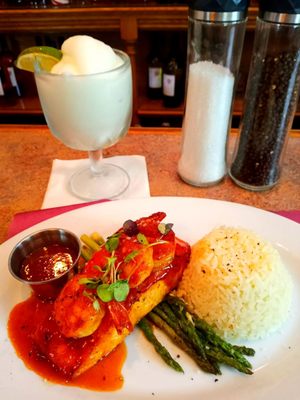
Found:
[16,46,62,73]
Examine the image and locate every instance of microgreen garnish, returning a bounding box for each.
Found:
[93,265,103,272]
[124,249,140,263]
[148,240,168,248]
[158,223,174,235]
[105,233,120,252]
[137,232,149,245]
[107,255,117,270]
[124,240,168,266]
[97,280,129,303]
[80,238,130,305]
[78,277,100,289]
[83,290,101,311]
[79,219,172,310]
[97,283,114,302]
[111,280,130,302]
[93,299,101,311]
[82,289,95,301]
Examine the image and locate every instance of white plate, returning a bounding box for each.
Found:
[0,197,299,400]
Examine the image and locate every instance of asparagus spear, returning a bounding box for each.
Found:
[166,295,254,369]
[81,245,94,261]
[161,302,207,360]
[148,311,221,374]
[153,304,219,374]
[90,232,105,246]
[232,345,255,357]
[205,347,253,375]
[80,234,101,252]
[166,296,253,373]
[138,318,184,373]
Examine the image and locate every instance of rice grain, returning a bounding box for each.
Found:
[176,226,293,340]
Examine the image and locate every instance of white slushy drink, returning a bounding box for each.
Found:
[35,36,132,151]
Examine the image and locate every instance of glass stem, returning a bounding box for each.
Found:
[88,149,104,175]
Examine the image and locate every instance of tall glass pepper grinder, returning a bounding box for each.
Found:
[178,0,249,186]
[229,0,300,191]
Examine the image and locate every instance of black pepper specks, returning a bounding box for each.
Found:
[230,50,300,189]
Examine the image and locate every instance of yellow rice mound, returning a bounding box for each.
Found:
[176,226,293,340]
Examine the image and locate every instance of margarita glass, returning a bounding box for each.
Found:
[34,49,132,200]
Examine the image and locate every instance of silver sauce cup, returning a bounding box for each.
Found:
[8,228,81,300]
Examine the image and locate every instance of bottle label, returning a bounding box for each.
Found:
[8,67,17,87]
[163,74,175,97]
[51,0,70,4]
[0,77,4,96]
[148,67,162,89]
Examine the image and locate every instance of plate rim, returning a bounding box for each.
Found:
[1,196,299,400]
[1,196,300,249]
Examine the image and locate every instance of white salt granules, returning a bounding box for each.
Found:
[178,61,234,185]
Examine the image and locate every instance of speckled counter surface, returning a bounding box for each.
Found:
[1,125,300,243]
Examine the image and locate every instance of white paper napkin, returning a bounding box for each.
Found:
[42,156,150,209]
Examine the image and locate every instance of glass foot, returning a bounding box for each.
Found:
[69,163,130,201]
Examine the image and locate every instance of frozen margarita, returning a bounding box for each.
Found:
[51,35,124,75]
[35,35,132,151]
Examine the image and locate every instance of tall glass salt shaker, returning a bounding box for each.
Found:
[178,0,248,186]
[229,0,300,191]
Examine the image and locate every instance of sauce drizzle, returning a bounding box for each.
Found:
[7,295,126,392]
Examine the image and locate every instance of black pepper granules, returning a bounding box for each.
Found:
[229,6,300,191]
[230,50,300,189]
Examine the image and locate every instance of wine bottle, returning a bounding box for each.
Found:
[0,73,4,98]
[0,37,21,104]
[147,34,163,99]
[162,34,184,108]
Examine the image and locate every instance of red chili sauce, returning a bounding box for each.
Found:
[19,244,76,282]
[7,236,190,392]
[7,295,127,391]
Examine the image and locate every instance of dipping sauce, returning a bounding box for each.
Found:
[19,244,77,282]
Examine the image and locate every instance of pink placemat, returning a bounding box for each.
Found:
[6,202,300,240]
[273,210,300,223]
[6,199,109,239]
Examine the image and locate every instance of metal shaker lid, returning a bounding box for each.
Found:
[259,0,300,24]
[190,0,249,22]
